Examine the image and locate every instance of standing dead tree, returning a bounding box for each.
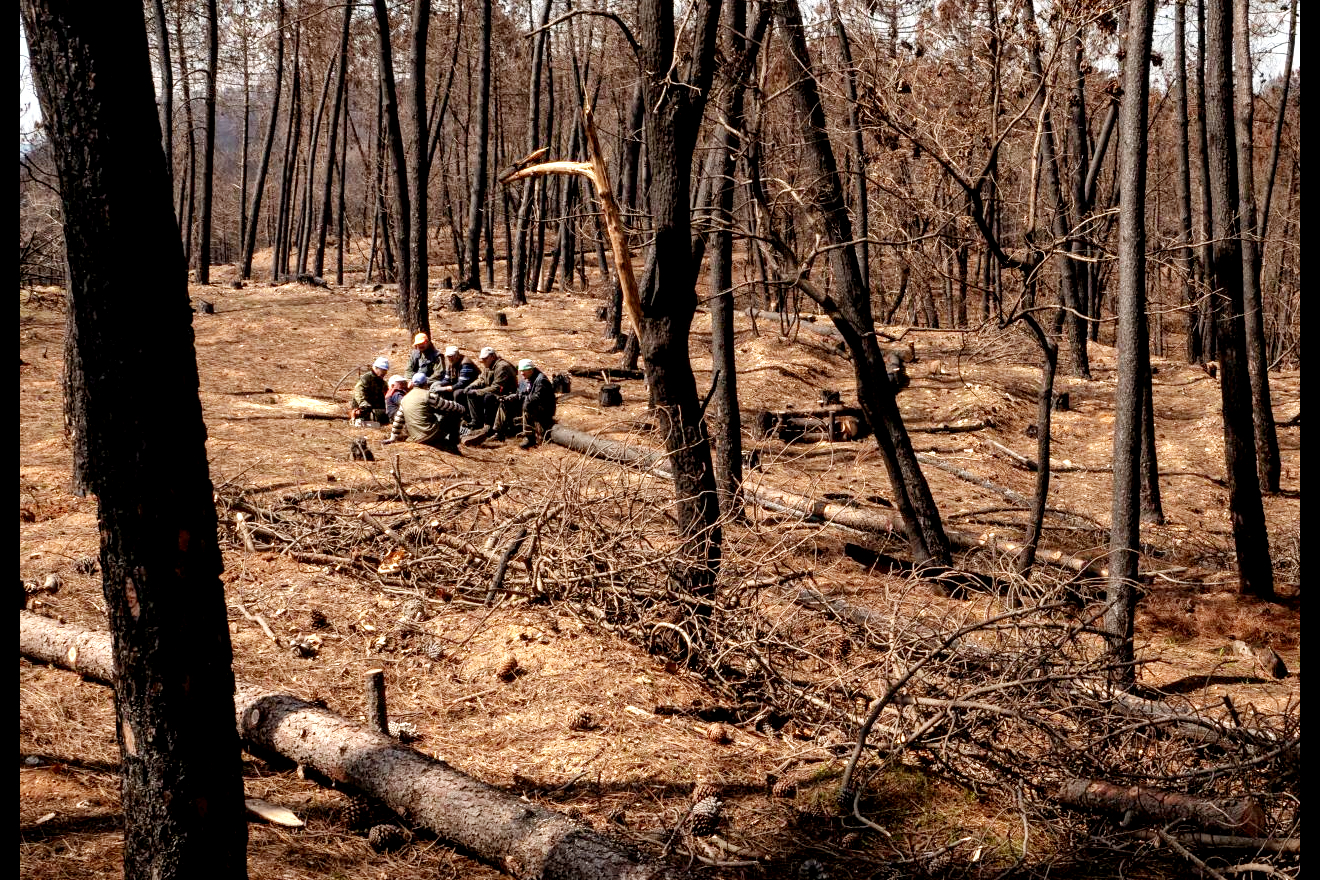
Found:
[21,1,249,873]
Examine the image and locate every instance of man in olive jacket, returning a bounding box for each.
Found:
[458,347,517,445]
[351,356,390,423]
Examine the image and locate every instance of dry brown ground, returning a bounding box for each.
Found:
[19,261,1300,879]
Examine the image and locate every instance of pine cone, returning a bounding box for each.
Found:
[388,720,420,742]
[420,637,445,661]
[772,764,824,798]
[289,634,322,658]
[798,859,832,880]
[72,556,98,575]
[496,653,520,681]
[342,795,379,830]
[568,711,597,731]
[308,609,331,630]
[705,722,732,745]
[367,823,408,853]
[689,796,722,837]
[398,598,426,623]
[691,775,721,803]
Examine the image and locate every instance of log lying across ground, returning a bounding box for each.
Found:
[18,611,676,880]
[547,425,1106,578]
[1054,778,1267,837]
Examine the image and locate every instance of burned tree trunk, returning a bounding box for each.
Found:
[20,612,677,880]
[21,2,248,871]
[771,0,951,567]
[241,0,284,280]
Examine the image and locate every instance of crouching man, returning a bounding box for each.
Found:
[383,372,465,453]
[494,358,557,449]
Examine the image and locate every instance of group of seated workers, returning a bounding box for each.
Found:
[353,332,556,454]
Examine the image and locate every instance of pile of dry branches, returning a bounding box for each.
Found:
[212,452,1300,879]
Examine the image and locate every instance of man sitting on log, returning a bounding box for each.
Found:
[458,347,517,447]
[350,357,390,425]
[493,358,557,450]
[382,372,465,454]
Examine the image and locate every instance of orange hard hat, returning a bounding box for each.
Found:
[413,332,429,347]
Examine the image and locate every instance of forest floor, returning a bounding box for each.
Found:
[18,260,1300,880]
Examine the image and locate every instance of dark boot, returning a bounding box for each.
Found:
[462,425,491,447]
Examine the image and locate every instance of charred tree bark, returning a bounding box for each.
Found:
[1203,0,1274,599]
[1172,0,1201,363]
[405,0,429,328]
[150,0,173,202]
[462,0,492,291]
[273,28,302,281]
[706,0,769,515]
[511,0,553,305]
[632,0,725,589]
[313,0,352,280]
[240,0,283,280]
[773,0,951,567]
[1107,0,1156,685]
[1021,0,1089,379]
[1232,0,1280,494]
[19,613,676,880]
[195,0,218,283]
[1014,316,1057,578]
[1192,0,1217,363]
[174,9,196,266]
[372,0,414,328]
[296,55,335,275]
[19,1,248,871]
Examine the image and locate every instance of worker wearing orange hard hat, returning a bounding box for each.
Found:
[405,331,443,383]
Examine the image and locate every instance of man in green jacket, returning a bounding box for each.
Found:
[458,346,518,446]
[351,357,390,424]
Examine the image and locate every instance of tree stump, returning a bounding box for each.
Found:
[599,384,623,407]
[194,299,214,314]
[818,389,841,406]
[494,311,508,327]
[1052,391,1070,411]
[442,276,453,289]
[595,305,609,321]
[449,293,464,312]
[552,373,571,394]
[350,438,374,461]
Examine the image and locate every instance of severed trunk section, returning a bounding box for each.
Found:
[1055,778,1265,836]
[19,611,676,880]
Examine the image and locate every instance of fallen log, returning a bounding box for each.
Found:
[908,418,994,434]
[1053,777,1267,837]
[547,425,1106,578]
[1129,830,1299,855]
[754,407,872,443]
[19,611,678,880]
[567,366,646,381]
[548,426,904,536]
[1065,680,1290,750]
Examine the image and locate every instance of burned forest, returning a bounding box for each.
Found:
[19,0,1300,878]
